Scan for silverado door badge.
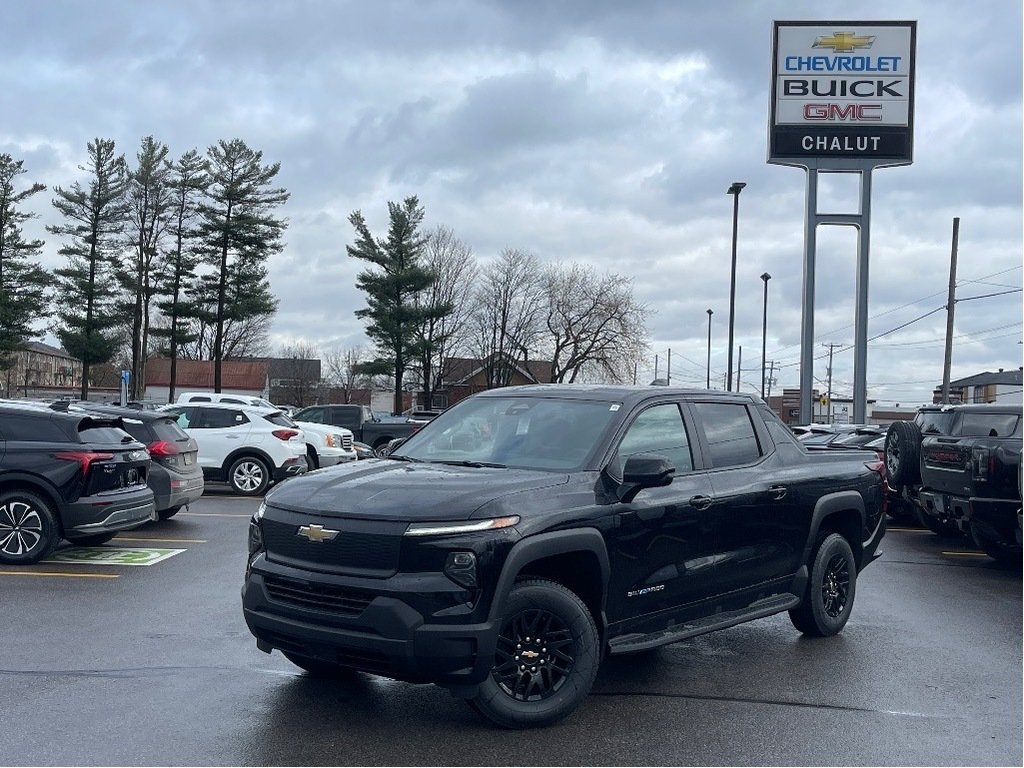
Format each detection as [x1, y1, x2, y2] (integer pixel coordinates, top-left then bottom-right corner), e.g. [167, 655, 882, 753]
[297, 524, 339, 543]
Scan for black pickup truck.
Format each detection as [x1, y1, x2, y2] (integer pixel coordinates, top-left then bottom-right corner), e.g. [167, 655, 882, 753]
[915, 403, 1022, 562]
[243, 386, 885, 728]
[291, 403, 419, 454]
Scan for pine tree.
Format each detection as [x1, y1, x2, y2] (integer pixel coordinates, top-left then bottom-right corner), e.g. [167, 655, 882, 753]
[347, 196, 446, 415]
[151, 148, 206, 403]
[117, 136, 172, 399]
[196, 139, 287, 391]
[48, 138, 129, 399]
[0, 154, 49, 375]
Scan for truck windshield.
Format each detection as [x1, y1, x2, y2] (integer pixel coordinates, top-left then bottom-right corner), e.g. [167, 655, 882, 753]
[394, 396, 620, 471]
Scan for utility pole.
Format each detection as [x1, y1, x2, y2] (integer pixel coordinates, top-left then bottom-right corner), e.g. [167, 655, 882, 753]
[654, 354, 659, 382]
[667, 348, 671, 385]
[824, 343, 837, 424]
[941, 217, 960, 404]
[633, 362, 637, 385]
[737, 346, 743, 392]
[766, 360, 776, 399]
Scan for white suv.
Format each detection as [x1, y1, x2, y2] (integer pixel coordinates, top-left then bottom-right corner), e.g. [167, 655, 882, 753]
[160, 403, 308, 495]
[174, 392, 356, 469]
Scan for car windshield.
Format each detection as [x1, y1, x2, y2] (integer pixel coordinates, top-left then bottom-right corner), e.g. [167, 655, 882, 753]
[394, 396, 620, 471]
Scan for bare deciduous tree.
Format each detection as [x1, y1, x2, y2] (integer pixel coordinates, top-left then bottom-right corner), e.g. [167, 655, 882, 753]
[413, 226, 477, 407]
[276, 340, 321, 407]
[543, 263, 649, 384]
[471, 249, 545, 387]
[323, 346, 373, 403]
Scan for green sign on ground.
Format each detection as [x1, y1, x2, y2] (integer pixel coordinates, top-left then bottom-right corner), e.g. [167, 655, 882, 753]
[45, 547, 185, 567]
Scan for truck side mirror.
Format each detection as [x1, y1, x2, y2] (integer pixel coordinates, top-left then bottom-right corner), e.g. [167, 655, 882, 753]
[617, 453, 675, 503]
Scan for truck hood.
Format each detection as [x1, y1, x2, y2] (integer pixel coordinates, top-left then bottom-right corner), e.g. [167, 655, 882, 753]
[264, 459, 569, 521]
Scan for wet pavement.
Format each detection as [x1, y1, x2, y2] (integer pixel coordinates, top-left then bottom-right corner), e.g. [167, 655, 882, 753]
[1, 491, 1020, 766]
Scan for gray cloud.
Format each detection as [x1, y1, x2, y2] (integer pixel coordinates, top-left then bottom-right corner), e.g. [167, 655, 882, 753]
[1, 0, 1020, 406]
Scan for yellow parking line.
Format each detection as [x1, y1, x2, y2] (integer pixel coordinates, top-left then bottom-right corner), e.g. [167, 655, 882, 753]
[941, 551, 988, 557]
[177, 512, 252, 518]
[114, 536, 207, 543]
[0, 571, 120, 579]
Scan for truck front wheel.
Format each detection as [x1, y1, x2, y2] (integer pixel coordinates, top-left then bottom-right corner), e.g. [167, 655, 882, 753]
[789, 533, 857, 637]
[469, 579, 599, 729]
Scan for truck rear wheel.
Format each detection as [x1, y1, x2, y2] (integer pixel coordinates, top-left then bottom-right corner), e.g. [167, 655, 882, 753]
[789, 533, 857, 637]
[469, 578, 599, 729]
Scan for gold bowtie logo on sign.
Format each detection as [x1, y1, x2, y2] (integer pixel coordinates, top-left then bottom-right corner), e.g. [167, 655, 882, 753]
[812, 32, 876, 52]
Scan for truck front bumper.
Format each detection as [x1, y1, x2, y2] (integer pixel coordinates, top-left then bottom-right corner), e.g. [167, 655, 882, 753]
[242, 555, 500, 688]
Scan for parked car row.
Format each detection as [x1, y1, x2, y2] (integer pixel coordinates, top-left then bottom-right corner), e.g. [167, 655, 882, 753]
[0, 400, 163, 564]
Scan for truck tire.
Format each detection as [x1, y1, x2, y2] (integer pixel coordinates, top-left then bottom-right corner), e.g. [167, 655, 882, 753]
[885, 421, 922, 486]
[469, 578, 599, 729]
[970, 523, 1023, 564]
[789, 533, 857, 637]
[0, 489, 60, 565]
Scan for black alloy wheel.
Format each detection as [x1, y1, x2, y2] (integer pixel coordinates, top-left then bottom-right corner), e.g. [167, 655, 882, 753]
[789, 532, 857, 637]
[884, 421, 922, 486]
[820, 552, 851, 619]
[469, 579, 599, 729]
[493, 608, 575, 702]
[0, 490, 60, 565]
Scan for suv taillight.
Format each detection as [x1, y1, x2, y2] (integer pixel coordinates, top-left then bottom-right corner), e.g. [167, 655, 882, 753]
[53, 451, 115, 475]
[272, 429, 299, 441]
[147, 440, 180, 457]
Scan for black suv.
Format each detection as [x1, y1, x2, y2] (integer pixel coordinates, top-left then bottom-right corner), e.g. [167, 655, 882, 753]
[244, 386, 884, 728]
[0, 401, 156, 564]
[62, 403, 204, 520]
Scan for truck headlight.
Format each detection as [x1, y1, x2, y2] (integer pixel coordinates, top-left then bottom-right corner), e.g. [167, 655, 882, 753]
[404, 516, 519, 537]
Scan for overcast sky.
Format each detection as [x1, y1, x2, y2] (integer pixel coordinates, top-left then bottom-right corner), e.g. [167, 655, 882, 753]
[4, 0, 1021, 407]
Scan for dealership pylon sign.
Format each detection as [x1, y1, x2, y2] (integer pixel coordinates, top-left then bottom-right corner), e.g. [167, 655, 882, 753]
[769, 21, 916, 165]
[768, 21, 916, 425]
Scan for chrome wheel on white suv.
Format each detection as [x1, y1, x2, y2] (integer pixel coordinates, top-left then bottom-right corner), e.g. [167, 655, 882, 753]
[229, 456, 271, 496]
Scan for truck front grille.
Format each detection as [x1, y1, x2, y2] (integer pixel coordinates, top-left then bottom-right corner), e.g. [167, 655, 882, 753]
[263, 574, 374, 617]
[261, 515, 404, 576]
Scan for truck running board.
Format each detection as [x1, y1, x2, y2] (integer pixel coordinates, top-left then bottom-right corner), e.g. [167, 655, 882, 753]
[608, 593, 802, 655]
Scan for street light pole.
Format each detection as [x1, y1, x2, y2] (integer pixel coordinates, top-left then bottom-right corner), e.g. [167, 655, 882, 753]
[760, 271, 771, 398]
[706, 308, 714, 389]
[726, 182, 746, 391]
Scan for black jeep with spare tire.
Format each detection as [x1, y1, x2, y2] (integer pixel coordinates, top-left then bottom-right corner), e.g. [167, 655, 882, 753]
[243, 386, 885, 728]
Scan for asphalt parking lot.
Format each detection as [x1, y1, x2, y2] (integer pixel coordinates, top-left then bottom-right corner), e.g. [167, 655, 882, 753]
[1, 489, 1020, 766]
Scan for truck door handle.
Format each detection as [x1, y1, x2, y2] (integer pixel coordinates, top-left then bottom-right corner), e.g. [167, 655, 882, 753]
[769, 485, 787, 500]
[689, 495, 713, 510]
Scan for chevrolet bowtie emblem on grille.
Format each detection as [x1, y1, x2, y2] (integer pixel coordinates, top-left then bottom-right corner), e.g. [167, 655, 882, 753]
[297, 524, 339, 543]
[812, 32, 875, 52]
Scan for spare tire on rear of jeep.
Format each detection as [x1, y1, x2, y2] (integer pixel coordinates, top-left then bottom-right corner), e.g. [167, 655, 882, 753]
[885, 420, 922, 486]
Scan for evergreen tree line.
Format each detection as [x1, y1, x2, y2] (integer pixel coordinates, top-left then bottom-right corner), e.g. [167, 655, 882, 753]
[347, 197, 650, 414]
[0, 137, 288, 401]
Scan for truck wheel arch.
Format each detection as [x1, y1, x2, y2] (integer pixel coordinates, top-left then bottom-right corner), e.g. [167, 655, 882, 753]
[804, 491, 866, 568]
[488, 528, 610, 636]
